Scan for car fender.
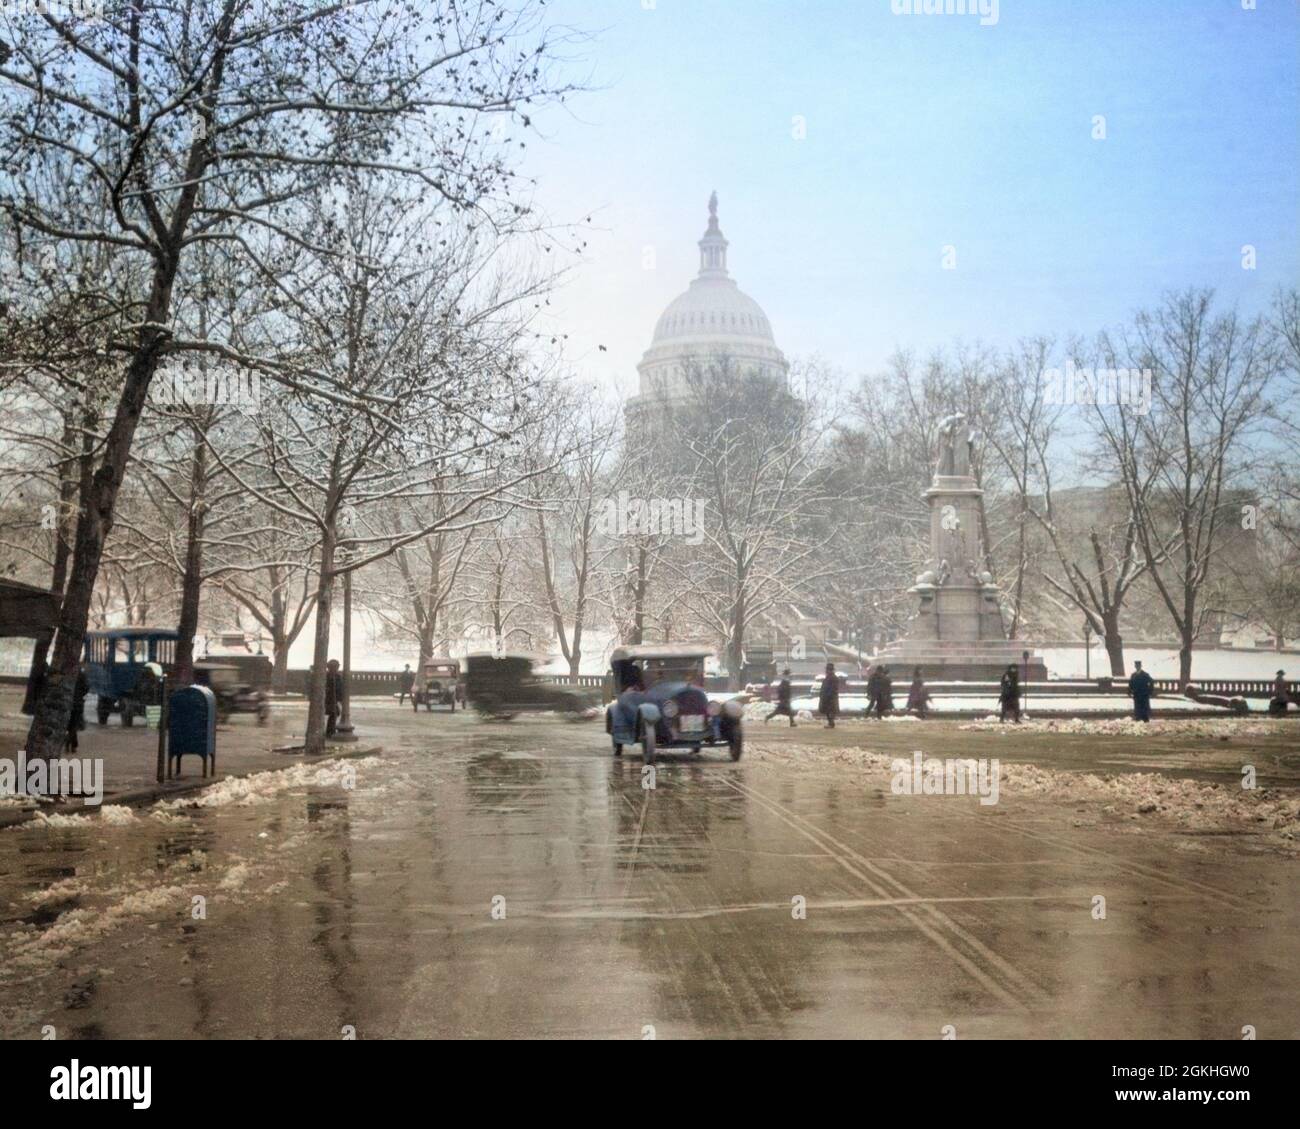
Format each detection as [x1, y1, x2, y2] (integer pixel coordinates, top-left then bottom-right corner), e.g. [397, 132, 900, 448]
[637, 702, 661, 726]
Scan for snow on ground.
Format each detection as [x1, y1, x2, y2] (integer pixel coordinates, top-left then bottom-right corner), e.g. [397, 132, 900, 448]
[746, 693, 1270, 717]
[749, 740, 1300, 854]
[957, 717, 1275, 737]
[1040, 644, 1296, 681]
[153, 757, 382, 811]
[0, 756, 398, 982]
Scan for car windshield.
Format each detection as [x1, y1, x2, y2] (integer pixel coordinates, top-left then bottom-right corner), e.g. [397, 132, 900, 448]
[643, 658, 703, 688]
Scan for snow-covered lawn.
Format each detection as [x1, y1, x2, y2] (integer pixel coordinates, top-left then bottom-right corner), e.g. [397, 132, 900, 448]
[957, 716, 1276, 737]
[749, 740, 1300, 854]
[760, 693, 1270, 717]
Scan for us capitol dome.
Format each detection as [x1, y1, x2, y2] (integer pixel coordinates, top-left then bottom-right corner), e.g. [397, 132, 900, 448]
[628, 193, 789, 420]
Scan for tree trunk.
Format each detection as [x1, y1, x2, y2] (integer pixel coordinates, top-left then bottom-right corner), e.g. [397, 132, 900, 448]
[172, 440, 208, 686]
[271, 637, 290, 694]
[25, 300, 176, 761]
[304, 526, 337, 754]
[629, 545, 647, 645]
[728, 594, 746, 691]
[1104, 629, 1125, 678]
[22, 413, 84, 713]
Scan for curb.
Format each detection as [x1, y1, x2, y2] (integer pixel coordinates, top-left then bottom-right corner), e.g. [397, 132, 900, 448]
[0, 744, 384, 829]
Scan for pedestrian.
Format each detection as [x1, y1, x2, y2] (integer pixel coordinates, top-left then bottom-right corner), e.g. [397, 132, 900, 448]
[865, 664, 882, 719]
[325, 659, 343, 736]
[1269, 669, 1292, 716]
[398, 663, 415, 706]
[63, 667, 88, 754]
[1128, 659, 1154, 722]
[906, 667, 931, 719]
[818, 661, 840, 728]
[999, 663, 1021, 724]
[765, 668, 797, 727]
[874, 665, 894, 719]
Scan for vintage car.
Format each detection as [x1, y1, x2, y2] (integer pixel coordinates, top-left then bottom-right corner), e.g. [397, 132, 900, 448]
[84, 628, 178, 725]
[464, 653, 597, 720]
[200, 630, 274, 690]
[193, 662, 270, 725]
[605, 644, 743, 765]
[414, 658, 461, 711]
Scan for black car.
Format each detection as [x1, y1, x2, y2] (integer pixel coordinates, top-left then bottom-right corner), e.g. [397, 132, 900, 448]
[463, 653, 596, 720]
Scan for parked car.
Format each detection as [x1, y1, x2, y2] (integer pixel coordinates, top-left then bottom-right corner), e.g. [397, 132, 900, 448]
[193, 662, 270, 725]
[605, 644, 743, 765]
[463, 653, 597, 720]
[83, 628, 178, 726]
[414, 659, 461, 712]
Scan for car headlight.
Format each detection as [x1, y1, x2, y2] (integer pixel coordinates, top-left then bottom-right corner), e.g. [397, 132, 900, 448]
[705, 700, 721, 717]
[661, 699, 679, 719]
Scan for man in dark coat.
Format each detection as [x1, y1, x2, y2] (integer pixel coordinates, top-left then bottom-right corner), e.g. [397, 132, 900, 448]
[999, 664, 1021, 724]
[765, 668, 796, 726]
[1128, 660, 1155, 722]
[398, 663, 415, 706]
[906, 667, 931, 719]
[818, 662, 840, 728]
[64, 667, 88, 754]
[865, 665, 882, 719]
[325, 659, 343, 736]
[1269, 669, 1292, 715]
[874, 665, 894, 718]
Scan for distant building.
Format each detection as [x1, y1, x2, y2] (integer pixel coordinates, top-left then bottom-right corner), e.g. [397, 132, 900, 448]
[627, 192, 789, 429]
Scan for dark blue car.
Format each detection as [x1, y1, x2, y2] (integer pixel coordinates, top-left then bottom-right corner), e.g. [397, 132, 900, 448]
[604, 645, 743, 765]
[84, 628, 178, 725]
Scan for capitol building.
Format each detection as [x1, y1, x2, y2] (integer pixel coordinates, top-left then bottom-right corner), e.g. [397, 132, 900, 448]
[627, 193, 789, 423]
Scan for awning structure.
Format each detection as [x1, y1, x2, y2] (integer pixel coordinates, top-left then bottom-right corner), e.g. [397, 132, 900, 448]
[0, 579, 60, 641]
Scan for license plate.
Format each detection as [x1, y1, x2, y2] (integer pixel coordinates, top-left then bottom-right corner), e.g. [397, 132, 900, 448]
[679, 714, 704, 733]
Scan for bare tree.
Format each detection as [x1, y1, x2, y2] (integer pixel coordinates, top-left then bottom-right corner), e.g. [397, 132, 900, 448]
[667, 358, 836, 689]
[2, 0, 575, 758]
[1091, 290, 1280, 686]
[525, 390, 621, 677]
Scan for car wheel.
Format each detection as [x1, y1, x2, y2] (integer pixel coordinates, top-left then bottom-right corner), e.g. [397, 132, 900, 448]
[641, 726, 656, 766]
[122, 705, 135, 727]
[97, 699, 111, 725]
[612, 739, 623, 757]
[729, 731, 743, 761]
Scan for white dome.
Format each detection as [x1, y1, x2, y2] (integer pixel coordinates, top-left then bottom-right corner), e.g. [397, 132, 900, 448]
[634, 193, 788, 407]
[651, 276, 776, 347]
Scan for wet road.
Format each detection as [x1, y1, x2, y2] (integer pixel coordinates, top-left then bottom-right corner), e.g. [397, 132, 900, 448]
[2, 708, 1297, 1039]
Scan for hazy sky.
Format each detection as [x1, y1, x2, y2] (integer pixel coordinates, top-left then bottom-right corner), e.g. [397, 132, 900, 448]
[521, 0, 1299, 400]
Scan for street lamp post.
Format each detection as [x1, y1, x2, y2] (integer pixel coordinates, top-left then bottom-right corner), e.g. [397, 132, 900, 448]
[1084, 620, 1092, 681]
[337, 557, 354, 737]
[335, 512, 358, 741]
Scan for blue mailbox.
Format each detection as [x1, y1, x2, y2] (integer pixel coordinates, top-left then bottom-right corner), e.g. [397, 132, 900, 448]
[168, 685, 217, 778]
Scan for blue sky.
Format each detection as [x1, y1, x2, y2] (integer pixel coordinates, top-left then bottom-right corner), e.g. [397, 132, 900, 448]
[523, 0, 1299, 398]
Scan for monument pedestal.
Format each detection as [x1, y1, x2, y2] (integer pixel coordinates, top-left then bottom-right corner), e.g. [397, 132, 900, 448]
[876, 425, 1047, 681]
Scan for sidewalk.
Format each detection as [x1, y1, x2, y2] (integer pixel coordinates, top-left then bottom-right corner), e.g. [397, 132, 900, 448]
[0, 689, 382, 826]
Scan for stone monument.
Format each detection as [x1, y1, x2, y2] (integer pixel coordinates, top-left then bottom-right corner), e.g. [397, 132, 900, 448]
[876, 414, 1047, 681]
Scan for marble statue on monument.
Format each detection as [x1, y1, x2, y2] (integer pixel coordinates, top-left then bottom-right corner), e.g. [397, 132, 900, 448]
[875, 416, 1048, 681]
